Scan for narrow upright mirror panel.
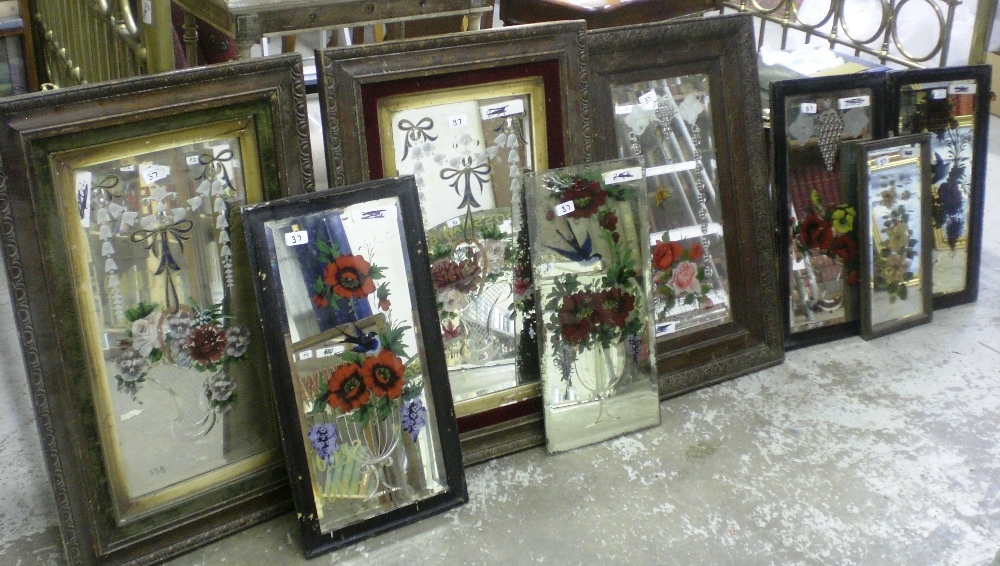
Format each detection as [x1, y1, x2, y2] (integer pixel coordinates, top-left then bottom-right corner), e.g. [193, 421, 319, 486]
[856, 135, 933, 339]
[242, 177, 466, 556]
[524, 159, 660, 453]
[890, 65, 991, 308]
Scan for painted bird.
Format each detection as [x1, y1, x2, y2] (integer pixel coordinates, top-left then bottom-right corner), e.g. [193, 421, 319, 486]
[546, 222, 602, 263]
[343, 323, 380, 353]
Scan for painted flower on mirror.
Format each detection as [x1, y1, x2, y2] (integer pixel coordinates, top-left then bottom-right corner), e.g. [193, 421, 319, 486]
[885, 222, 910, 253]
[595, 287, 636, 329]
[186, 325, 227, 365]
[326, 362, 370, 413]
[362, 350, 405, 400]
[401, 398, 427, 442]
[205, 373, 237, 413]
[557, 291, 596, 345]
[113, 299, 248, 411]
[667, 261, 700, 295]
[798, 214, 834, 250]
[828, 235, 857, 262]
[324, 254, 378, 300]
[307, 422, 339, 463]
[131, 311, 162, 357]
[830, 205, 856, 234]
[438, 288, 470, 314]
[652, 240, 683, 271]
[560, 178, 607, 219]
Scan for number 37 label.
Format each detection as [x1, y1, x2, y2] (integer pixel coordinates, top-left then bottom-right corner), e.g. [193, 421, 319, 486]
[284, 230, 309, 247]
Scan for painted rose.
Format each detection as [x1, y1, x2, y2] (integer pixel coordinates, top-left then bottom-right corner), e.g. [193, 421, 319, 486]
[688, 243, 704, 261]
[667, 261, 700, 295]
[438, 288, 469, 313]
[885, 222, 910, 253]
[130, 311, 162, 357]
[327, 361, 369, 413]
[880, 254, 909, 285]
[324, 254, 377, 300]
[204, 373, 237, 411]
[483, 240, 508, 275]
[562, 178, 607, 219]
[798, 214, 834, 251]
[558, 291, 596, 345]
[362, 350, 405, 400]
[595, 288, 635, 329]
[186, 325, 227, 365]
[652, 240, 683, 271]
[828, 235, 857, 262]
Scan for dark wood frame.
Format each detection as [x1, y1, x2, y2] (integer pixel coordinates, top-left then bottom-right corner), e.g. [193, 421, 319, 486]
[241, 176, 467, 557]
[855, 134, 934, 340]
[315, 21, 591, 464]
[771, 72, 888, 350]
[587, 14, 784, 399]
[0, 54, 313, 565]
[887, 65, 991, 310]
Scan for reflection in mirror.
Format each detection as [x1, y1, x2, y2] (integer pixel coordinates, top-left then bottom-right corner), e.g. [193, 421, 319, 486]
[53, 120, 281, 522]
[524, 159, 660, 453]
[262, 196, 448, 534]
[859, 137, 933, 338]
[609, 74, 732, 338]
[897, 79, 976, 297]
[784, 88, 874, 333]
[378, 79, 547, 404]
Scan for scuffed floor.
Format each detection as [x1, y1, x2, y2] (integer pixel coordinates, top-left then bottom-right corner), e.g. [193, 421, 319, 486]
[2, 98, 999, 566]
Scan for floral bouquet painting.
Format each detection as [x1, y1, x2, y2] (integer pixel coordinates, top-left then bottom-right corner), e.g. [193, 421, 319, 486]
[526, 159, 660, 453]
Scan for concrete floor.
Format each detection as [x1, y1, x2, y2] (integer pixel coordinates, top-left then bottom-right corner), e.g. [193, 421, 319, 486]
[1, 22, 999, 566]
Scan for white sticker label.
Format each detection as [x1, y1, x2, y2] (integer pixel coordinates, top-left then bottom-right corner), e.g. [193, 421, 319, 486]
[119, 164, 135, 172]
[614, 104, 636, 115]
[284, 230, 309, 247]
[931, 88, 947, 100]
[141, 0, 152, 24]
[876, 155, 891, 168]
[800, 102, 818, 114]
[900, 146, 916, 158]
[297, 350, 314, 361]
[655, 322, 677, 336]
[139, 163, 170, 185]
[75, 171, 92, 228]
[638, 90, 658, 109]
[837, 95, 870, 110]
[447, 114, 468, 129]
[480, 99, 525, 120]
[317, 346, 342, 359]
[646, 161, 697, 177]
[949, 83, 976, 95]
[603, 167, 643, 185]
[186, 155, 201, 166]
[446, 217, 462, 228]
[554, 201, 576, 217]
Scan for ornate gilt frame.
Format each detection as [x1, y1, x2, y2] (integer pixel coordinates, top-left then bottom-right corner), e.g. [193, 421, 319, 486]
[0, 54, 312, 565]
[316, 21, 591, 464]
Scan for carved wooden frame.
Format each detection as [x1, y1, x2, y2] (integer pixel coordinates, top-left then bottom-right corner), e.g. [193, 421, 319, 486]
[316, 21, 591, 465]
[587, 14, 784, 399]
[0, 54, 312, 565]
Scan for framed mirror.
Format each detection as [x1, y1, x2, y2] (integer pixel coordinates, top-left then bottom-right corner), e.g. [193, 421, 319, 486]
[316, 21, 591, 463]
[0, 54, 312, 565]
[888, 65, 991, 309]
[588, 15, 783, 397]
[771, 72, 888, 349]
[524, 158, 660, 453]
[853, 134, 933, 339]
[242, 176, 466, 556]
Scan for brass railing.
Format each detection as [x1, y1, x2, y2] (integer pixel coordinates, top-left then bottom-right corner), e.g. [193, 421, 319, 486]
[33, 0, 174, 85]
[722, 0, 962, 68]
